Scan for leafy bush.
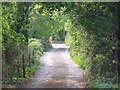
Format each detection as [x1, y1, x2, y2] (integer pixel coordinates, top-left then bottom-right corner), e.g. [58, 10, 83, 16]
[64, 3, 118, 88]
[90, 77, 118, 88]
[41, 38, 52, 51]
[70, 46, 91, 70]
[28, 38, 44, 55]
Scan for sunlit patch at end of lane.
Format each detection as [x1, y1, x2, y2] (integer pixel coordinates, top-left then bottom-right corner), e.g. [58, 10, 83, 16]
[52, 44, 70, 49]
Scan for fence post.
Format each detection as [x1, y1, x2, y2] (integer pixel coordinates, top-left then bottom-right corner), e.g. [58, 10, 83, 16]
[112, 46, 118, 73]
[29, 54, 31, 67]
[17, 60, 20, 77]
[32, 50, 35, 64]
[22, 54, 26, 78]
[117, 47, 120, 78]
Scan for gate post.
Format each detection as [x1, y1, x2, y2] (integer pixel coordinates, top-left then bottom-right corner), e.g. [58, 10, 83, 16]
[22, 54, 26, 78]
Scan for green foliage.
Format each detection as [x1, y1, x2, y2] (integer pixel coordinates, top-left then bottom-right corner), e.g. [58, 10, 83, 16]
[2, 54, 40, 85]
[41, 38, 52, 51]
[25, 58, 40, 78]
[65, 33, 73, 45]
[2, 2, 42, 87]
[90, 76, 118, 88]
[28, 38, 44, 55]
[29, 4, 65, 39]
[70, 44, 91, 70]
[40, 3, 119, 88]
[65, 2, 118, 72]
[79, 58, 91, 70]
[2, 2, 26, 50]
[2, 2, 119, 88]
[64, 2, 118, 88]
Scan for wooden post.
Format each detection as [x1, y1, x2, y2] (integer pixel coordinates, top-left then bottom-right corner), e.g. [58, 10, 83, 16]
[29, 54, 31, 67]
[117, 47, 120, 81]
[112, 46, 119, 74]
[32, 50, 35, 64]
[33, 50, 34, 56]
[22, 54, 25, 78]
[17, 60, 20, 77]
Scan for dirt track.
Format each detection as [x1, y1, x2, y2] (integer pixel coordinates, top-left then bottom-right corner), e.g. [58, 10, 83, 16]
[22, 44, 88, 88]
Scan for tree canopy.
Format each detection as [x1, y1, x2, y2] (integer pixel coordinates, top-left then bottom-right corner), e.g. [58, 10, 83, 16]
[2, 2, 119, 88]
